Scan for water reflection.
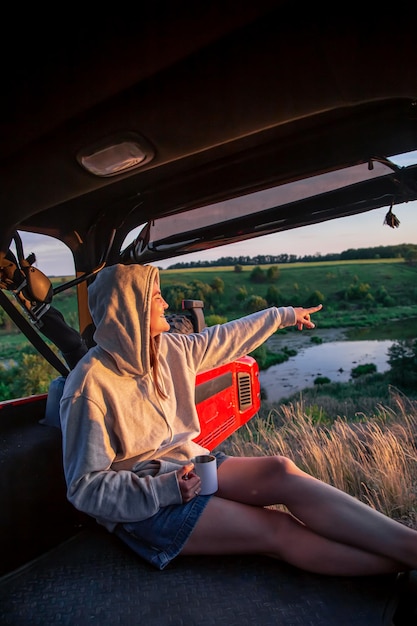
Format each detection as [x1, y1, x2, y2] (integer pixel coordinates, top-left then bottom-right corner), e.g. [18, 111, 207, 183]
[260, 339, 395, 404]
[260, 317, 417, 403]
[346, 317, 417, 342]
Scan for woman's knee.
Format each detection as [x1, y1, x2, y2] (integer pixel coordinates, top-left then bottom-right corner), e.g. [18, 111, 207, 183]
[261, 455, 301, 480]
[261, 508, 302, 558]
[253, 455, 306, 501]
[217, 454, 304, 503]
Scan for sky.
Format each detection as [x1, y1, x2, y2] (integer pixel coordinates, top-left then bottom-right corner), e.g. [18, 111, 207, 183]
[16, 152, 417, 277]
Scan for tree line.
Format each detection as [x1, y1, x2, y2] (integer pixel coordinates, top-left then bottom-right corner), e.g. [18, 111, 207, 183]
[167, 244, 417, 269]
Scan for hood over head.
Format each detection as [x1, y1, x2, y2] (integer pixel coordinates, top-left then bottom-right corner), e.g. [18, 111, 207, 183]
[88, 263, 159, 376]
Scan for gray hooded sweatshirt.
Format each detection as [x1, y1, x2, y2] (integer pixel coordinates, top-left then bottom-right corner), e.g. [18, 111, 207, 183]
[60, 263, 296, 531]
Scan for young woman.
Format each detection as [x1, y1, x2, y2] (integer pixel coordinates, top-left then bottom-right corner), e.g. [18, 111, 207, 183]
[60, 263, 417, 574]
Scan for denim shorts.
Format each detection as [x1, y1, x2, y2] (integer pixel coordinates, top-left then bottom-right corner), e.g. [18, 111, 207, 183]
[114, 451, 229, 570]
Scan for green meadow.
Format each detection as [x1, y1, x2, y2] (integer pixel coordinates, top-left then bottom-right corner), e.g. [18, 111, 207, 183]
[159, 258, 417, 327]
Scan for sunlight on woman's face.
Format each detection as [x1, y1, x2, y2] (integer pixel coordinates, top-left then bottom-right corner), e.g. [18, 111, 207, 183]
[150, 278, 170, 337]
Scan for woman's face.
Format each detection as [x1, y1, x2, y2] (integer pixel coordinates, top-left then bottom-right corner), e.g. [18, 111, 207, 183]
[150, 278, 170, 337]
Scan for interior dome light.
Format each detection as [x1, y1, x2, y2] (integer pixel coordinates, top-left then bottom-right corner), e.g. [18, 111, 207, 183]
[77, 133, 154, 177]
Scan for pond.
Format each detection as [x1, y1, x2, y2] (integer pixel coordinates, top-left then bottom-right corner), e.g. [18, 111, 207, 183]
[259, 318, 417, 404]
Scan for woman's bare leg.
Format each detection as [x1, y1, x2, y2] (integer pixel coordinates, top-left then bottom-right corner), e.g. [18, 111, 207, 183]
[181, 455, 417, 573]
[182, 496, 405, 575]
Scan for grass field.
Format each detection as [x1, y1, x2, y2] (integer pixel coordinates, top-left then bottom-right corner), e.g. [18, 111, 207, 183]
[161, 259, 414, 302]
[160, 259, 417, 324]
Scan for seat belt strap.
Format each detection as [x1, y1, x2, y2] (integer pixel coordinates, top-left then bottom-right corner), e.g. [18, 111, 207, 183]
[0, 290, 69, 377]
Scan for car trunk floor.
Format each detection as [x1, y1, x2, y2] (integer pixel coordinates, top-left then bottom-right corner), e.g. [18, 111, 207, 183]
[0, 526, 403, 625]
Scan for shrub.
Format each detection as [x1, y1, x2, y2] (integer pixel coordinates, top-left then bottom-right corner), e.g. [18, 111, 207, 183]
[265, 285, 284, 306]
[314, 376, 331, 385]
[235, 286, 248, 302]
[345, 281, 372, 301]
[250, 344, 290, 370]
[310, 336, 323, 344]
[210, 277, 224, 294]
[205, 314, 228, 326]
[387, 339, 417, 389]
[266, 265, 279, 282]
[351, 363, 377, 378]
[306, 290, 325, 306]
[0, 351, 57, 401]
[250, 266, 266, 283]
[244, 294, 268, 313]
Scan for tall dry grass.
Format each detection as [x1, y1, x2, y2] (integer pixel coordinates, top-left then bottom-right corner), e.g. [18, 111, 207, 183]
[218, 391, 417, 527]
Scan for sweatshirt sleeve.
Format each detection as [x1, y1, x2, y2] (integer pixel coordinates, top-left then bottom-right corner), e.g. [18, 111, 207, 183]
[60, 392, 183, 525]
[181, 306, 296, 374]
